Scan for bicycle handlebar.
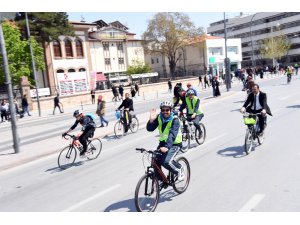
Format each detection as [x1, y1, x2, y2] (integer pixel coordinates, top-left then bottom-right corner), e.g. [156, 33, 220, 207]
[135, 148, 160, 155]
[242, 112, 261, 116]
[62, 133, 77, 140]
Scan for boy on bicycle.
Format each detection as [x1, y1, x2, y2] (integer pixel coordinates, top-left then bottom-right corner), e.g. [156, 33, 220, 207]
[146, 101, 185, 181]
[62, 110, 96, 157]
[117, 93, 134, 134]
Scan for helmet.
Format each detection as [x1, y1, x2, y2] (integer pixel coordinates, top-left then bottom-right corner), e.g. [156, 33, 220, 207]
[160, 100, 173, 109]
[186, 89, 195, 95]
[73, 109, 83, 117]
[187, 82, 191, 87]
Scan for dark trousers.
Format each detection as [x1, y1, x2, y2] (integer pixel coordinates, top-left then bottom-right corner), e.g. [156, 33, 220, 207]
[1, 110, 7, 121]
[157, 146, 182, 176]
[53, 104, 62, 114]
[123, 110, 132, 132]
[246, 108, 267, 133]
[187, 114, 204, 132]
[91, 95, 95, 104]
[79, 128, 95, 152]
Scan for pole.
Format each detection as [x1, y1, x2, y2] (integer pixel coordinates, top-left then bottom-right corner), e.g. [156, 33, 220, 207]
[250, 13, 258, 80]
[224, 12, 231, 91]
[25, 12, 41, 117]
[0, 23, 20, 153]
[271, 24, 275, 68]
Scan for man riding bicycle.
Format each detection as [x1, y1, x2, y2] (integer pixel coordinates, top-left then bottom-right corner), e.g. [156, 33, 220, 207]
[240, 84, 272, 136]
[117, 93, 134, 134]
[62, 110, 96, 157]
[179, 89, 204, 136]
[146, 100, 185, 181]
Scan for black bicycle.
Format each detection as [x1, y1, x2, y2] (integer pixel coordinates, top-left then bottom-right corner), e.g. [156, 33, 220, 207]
[134, 148, 191, 212]
[243, 112, 265, 155]
[58, 133, 102, 169]
[114, 109, 139, 138]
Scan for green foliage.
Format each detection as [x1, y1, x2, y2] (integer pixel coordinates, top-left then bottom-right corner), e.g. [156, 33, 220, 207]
[126, 60, 152, 75]
[0, 21, 45, 85]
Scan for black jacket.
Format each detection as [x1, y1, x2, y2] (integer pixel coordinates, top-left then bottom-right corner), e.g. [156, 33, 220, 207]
[118, 98, 134, 111]
[243, 91, 272, 116]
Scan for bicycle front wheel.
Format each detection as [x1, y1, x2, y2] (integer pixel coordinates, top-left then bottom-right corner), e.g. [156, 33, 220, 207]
[172, 157, 190, 194]
[134, 174, 160, 212]
[58, 146, 77, 169]
[195, 123, 206, 145]
[130, 116, 139, 133]
[181, 128, 190, 152]
[86, 138, 102, 160]
[244, 129, 253, 155]
[114, 120, 124, 138]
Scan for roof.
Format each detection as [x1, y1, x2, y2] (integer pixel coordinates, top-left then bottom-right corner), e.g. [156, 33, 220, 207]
[93, 19, 108, 28]
[188, 35, 223, 45]
[69, 21, 97, 26]
[109, 20, 128, 30]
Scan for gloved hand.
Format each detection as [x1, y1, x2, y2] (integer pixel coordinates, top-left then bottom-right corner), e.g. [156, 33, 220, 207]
[240, 107, 246, 113]
[261, 109, 266, 115]
[62, 132, 67, 137]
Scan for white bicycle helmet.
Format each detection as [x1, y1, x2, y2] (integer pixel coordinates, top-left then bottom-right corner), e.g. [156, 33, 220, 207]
[186, 89, 195, 95]
[73, 109, 83, 117]
[160, 100, 173, 109]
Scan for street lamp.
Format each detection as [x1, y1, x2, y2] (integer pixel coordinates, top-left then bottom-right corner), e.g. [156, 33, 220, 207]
[250, 13, 259, 68]
[224, 12, 231, 91]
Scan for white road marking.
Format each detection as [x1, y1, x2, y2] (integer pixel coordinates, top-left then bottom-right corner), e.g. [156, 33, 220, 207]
[62, 184, 121, 212]
[279, 95, 292, 100]
[238, 194, 265, 212]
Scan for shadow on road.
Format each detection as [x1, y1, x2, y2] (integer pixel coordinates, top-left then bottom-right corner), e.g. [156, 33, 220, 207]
[45, 161, 85, 173]
[233, 100, 244, 104]
[217, 145, 245, 158]
[287, 105, 300, 109]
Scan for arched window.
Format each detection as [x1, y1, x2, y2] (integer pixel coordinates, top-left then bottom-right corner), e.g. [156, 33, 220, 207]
[56, 69, 64, 73]
[79, 68, 86, 72]
[65, 39, 73, 57]
[53, 40, 62, 57]
[76, 39, 84, 57]
[68, 68, 75, 73]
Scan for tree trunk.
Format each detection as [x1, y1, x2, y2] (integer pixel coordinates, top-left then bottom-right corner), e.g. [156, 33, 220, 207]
[169, 59, 176, 79]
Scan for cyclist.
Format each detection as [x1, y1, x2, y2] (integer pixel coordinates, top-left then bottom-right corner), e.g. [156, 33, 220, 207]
[62, 110, 96, 157]
[146, 100, 185, 181]
[240, 84, 272, 136]
[179, 89, 204, 136]
[286, 66, 292, 83]
[117, 93, 134, 134]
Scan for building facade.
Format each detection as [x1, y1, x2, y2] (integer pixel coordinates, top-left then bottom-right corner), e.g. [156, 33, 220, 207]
[207, 12, 300, 67]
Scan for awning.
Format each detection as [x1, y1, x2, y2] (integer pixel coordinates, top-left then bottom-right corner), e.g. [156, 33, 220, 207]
[96, 73, 107, 81]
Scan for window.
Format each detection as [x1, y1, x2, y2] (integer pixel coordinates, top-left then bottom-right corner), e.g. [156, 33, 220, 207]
[79, 68, 86, 72]
[103, 42, 109, 51]
[53, 40, 62, 57]
[208, 47, 222, 55]
[76, 39, 84, 57]
[117, 42, 123, 51]
[151, 58, 154, 64]
[65, 39, 73, 57]
[105, 58, 111, 65]
[118, 58, 124, 64]
[228, 46, 238, 54]
[68, 68, 75, 73]
[157, 58, 159, 63]
[56, 69, 64, 73]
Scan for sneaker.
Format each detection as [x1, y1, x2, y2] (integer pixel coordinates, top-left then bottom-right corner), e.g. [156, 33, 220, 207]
[79, 150, 87, 157]
[106, 122, 109, 127]
[177, 167, 185, 181]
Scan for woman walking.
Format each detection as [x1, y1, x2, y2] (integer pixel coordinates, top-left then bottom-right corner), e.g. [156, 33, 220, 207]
[96, 95, 109, 127]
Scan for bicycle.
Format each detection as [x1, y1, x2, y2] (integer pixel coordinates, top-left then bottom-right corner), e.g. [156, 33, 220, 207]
[114, 109, 139, 138]
[242, 112, 265, 155]
[287, 74, 292, 84]
[180, 113, 206, 152]
[58, 133, 102, 169]
[134, 147, 190, 212]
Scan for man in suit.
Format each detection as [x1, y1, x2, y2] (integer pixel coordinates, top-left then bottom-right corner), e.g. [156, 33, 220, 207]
[240, 84, 272, 135]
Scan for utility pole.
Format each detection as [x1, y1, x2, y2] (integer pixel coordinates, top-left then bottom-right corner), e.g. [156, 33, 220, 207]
[224, 12, 231, 91]
[25, 12, 41, 117]
[0, 13, 20, 153]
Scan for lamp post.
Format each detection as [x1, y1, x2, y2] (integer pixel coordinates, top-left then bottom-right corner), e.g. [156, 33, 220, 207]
[250, 13, 259, 68]
[0, 13, 20, 153]
[25, 12, 41, 117]
[224, 12, 231, 91]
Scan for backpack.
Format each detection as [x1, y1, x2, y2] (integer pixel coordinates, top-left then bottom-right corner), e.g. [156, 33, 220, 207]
[85, 113, 96, 121]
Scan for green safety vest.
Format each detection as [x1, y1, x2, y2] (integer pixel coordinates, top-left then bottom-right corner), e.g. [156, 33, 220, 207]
[185, 96, 203, 115]
[158, 115, 182, 144]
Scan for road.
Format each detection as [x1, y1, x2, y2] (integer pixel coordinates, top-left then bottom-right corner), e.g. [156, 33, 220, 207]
[0, 75, 300, 211]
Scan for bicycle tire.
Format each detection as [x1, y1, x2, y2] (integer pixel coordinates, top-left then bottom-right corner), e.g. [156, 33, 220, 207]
[86, 138, 102, 160]
[195, 123, 206, 145]
[130, 117, 139, 133]
[134, 174, 160, 212]
[181, 128, 190, 152]
[114, 120, 124, 138]
[172, 157, 191, 194]
[244, 129, 253, 155]
[58, 145, 77, 169]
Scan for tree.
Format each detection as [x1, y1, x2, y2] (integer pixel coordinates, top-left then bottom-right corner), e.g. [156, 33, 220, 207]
[142, 12, 204, 78]
[126, 60, 152, 75]
[259, 33, 291, 66]
[0, 21, 45, 85]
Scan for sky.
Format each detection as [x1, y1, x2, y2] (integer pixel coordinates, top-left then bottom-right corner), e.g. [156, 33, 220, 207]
[68, 12, 250, 38]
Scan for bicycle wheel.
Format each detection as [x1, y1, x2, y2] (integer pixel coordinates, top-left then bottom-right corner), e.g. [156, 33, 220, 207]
[134, 174, 160, 212]
[195, 123, 206, 145]
[86, 138, 102, 160]
[58, 146, 77, 169]
[244, 129, 253, 155]
[130, 116, 139, 133]
[114, 120, 124, 138]
[181, 128, 190, 152]
[172, 157, 190, 194]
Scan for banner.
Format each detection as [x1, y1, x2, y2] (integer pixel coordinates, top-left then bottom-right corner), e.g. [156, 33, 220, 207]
[57, 72, 88, 95]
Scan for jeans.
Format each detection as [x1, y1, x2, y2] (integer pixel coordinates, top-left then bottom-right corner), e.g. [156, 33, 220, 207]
[23, 106, 31, 116]
[99, 115, 108, 126]
[157, 146, 182, 175]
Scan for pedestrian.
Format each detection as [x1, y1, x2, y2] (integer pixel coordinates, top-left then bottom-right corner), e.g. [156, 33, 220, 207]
[211, 76, 216, 97]
[96, 95, 109, 127]
[118, 84, 124, 100]
[13, 98, 23, 118]
[21, 94, 31, 116]
[91, 89, 96, 104]
[204, 74, 210, 88]
[131, 86, 136, 98]
[134, 82, 140, 96]
[168, 79, 172, 93]
[198, 75, 203, 88]
[112, 85, 119, 102]
[0, 99, 9, 122]
[53, 94, 63, 115]
[214, 76, 221, 97]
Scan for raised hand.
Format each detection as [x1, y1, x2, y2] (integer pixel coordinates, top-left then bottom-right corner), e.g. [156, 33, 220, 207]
[149, 108, 157, 122]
